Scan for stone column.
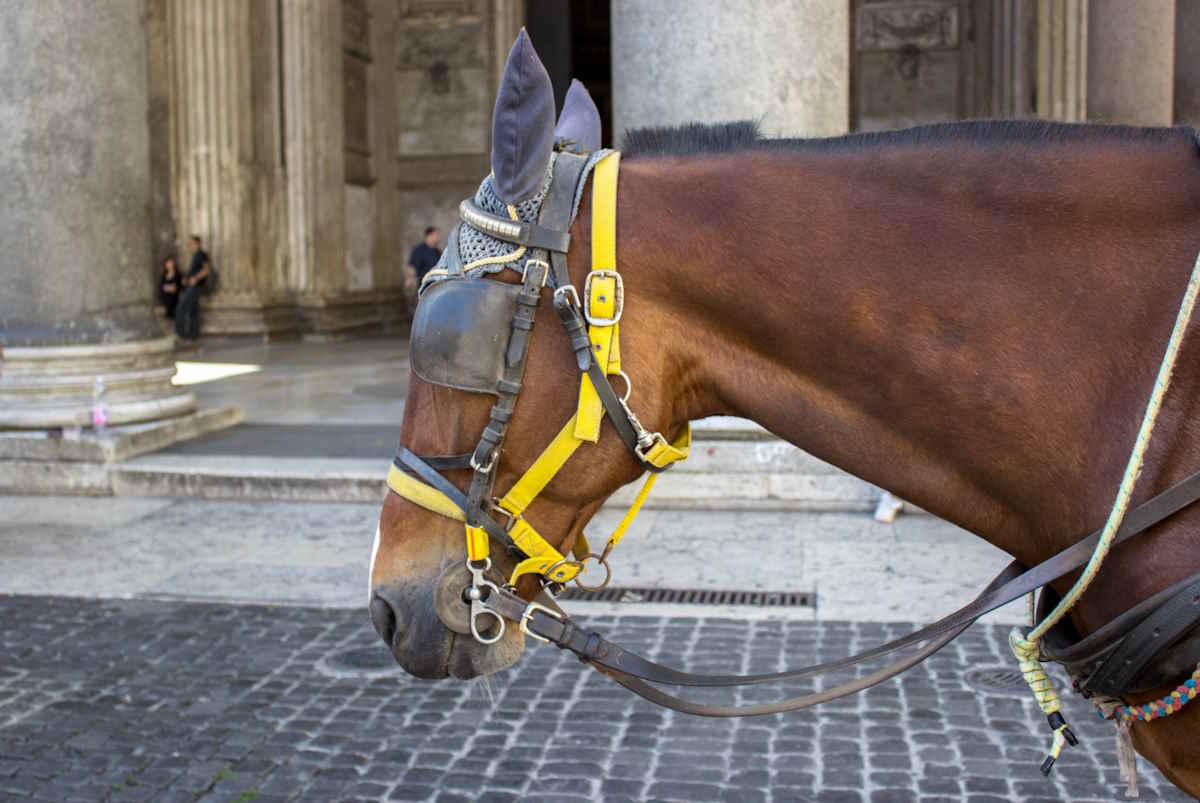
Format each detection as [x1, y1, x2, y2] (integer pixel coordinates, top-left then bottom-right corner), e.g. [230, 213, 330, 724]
[164, 0, 282, 333]
[611, 0, 850, 140]
[1036, 0, 1088, 122]
[282, 0, 346, 298]
[1175, 0, 1200, 126]
[1087, 0, 1174, 125]
[0, 0, 194, 428]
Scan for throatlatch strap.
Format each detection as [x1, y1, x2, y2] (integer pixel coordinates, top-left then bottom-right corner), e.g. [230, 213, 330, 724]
[575, 152, 621, 442]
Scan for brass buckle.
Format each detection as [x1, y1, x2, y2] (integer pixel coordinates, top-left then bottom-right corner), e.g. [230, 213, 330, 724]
[584, 269, 624, 327]
[522, 258, 549, 288]
[520, 600, 564, 643]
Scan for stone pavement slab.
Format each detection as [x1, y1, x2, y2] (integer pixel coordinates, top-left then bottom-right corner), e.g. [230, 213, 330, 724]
[0, 496, 1024, 623]
[0, 595, 1186, 802]
[178, 336, 409, 426]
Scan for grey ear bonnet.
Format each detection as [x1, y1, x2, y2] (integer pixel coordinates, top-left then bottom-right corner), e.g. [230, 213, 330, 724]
[453, 158, 556, 275]
[424, 149, 612, 289]
[490, 29, 556, 205]
[554, 79, 602, 154]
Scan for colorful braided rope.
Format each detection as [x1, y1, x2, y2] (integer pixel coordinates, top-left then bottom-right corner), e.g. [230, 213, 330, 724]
[1102, 662, 1200, 723]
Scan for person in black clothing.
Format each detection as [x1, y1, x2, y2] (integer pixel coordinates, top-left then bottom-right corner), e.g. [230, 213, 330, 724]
[175, 235, 210, 340]
[158, 256, 181, 319]
[407, 226, 441, 284]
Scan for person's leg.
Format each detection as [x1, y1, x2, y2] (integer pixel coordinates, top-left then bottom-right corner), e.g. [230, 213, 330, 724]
[174, 291, 188, 337]
[175, 287, 197, 339]
[188, 289, 200, 339]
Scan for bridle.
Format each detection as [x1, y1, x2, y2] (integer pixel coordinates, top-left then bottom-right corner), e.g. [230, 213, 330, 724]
[388, 148, 689, 643]
[387, 147, 1200, 776]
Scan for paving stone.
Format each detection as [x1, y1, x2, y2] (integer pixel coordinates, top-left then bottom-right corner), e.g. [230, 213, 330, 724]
[0, 595, 1186, 802]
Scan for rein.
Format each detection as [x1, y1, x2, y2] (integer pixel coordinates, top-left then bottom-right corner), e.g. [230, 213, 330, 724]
[388, 149, 1200, 774]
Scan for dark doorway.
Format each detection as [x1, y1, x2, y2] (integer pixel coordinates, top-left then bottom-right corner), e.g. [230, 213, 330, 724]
[524, 1, 613, 147]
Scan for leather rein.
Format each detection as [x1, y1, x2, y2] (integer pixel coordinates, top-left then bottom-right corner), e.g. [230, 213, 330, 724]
[388, 149, 1200, 727]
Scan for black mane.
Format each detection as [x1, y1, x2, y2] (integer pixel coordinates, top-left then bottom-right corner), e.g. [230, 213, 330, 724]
[619, 119, 1195, 159]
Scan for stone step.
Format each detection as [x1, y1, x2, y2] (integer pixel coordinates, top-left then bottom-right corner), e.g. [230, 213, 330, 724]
[108, 451, 888, 511]
[13, 414, 899, 511]
[0, 406, 244, 495]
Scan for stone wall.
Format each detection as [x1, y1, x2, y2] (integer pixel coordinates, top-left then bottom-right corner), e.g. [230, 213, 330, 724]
[611, 0, 851, 140]
[1087, 0, 1175, 125]
[393, 0, 522, 260]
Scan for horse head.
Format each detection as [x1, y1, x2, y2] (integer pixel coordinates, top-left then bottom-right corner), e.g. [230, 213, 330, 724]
[369, 30, 688, 679]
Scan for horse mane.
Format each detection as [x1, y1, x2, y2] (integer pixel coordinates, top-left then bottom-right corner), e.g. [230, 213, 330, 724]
[620, 119, 1197, 159]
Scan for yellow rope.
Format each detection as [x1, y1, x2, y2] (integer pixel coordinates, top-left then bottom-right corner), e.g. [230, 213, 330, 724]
[1009, 250, 1200, 773]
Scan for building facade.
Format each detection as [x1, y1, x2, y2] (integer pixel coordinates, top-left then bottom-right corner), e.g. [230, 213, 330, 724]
[1, 0, 1196, 430]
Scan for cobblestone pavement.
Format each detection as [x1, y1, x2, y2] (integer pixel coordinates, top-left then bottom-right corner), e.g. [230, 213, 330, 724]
[0, 595, 1189, 803]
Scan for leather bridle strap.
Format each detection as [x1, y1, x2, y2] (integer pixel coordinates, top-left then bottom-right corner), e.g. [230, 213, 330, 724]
[480, 468, 1200, 712]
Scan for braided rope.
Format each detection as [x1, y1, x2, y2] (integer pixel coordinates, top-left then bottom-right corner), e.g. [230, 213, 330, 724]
[1010, 250, 1200, 773]
[1104, 662, 1200, 723]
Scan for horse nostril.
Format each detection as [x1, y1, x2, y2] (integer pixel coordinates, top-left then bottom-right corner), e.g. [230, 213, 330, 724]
[370, 593, 398, 646]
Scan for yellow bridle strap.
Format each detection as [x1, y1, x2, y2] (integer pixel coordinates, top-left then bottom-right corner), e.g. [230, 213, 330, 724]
[640, 425, 692, 469]
[604, 470, 658, 550]
[385, 465, 492, 563]
[497, 414, 586, 516]
[385, 427, 687, 585]
[465, 525, 489, 562]
[575, 152, 621, 442]
[386, 465, 465, 522]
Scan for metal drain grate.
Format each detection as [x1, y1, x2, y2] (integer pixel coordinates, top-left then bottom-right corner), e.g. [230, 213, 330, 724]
[317, 646, 397, 678]
[964, 666, 1029, 696]
[557, 586, 816, 608]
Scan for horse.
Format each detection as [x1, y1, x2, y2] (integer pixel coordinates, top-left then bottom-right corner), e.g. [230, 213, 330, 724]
[370, 31, 1200, 795]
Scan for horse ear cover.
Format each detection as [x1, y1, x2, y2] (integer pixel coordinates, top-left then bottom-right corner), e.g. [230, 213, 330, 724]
[554, 79, 602, 153]
[491, 29, 555, 205]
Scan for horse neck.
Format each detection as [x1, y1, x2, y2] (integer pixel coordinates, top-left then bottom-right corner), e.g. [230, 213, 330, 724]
[617, 139, 1200, 629]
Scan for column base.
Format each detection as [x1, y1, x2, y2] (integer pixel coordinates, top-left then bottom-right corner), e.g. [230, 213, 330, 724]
[0, 337, 195, 429]
[198, 288, 410, 336]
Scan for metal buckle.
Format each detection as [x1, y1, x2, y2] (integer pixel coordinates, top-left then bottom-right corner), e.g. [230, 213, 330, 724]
[583, 270, 624, 327]
[634, 431, 669, 464]
[542, 557, 584, 585]
[489, 499, 520, 531]
[520, 600, 565, 643]
[466, 558, 505, 645]
[522, 258, 549, 288]
[553, 284, 581, 310]
[470, 449, 497, 474]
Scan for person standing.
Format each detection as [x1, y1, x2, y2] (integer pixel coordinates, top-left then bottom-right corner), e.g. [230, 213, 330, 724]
[407, 227, 441, 284]
[175, 235, 210, 340]
[404, 226, 442, 313]
[158, 256, 181, 319]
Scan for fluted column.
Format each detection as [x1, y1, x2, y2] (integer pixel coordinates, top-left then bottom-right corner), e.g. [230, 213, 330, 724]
[166, 0, 256, 298]
[0, 0, 193, 428]
[1037, 0, 1088, 122]
[282, 0, 346, 296]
